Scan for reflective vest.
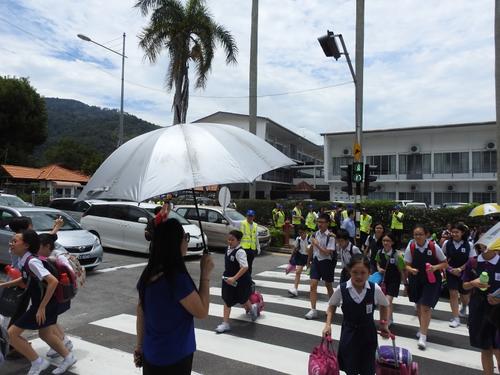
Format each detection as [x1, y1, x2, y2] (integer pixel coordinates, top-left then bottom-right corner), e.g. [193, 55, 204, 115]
[274, 210, 285, 229]
[391, 212, 404, 230]
[240, 220, 258, 251]
[292, 207, 302, 225]
[329, 212, 337, 228]
[360, 214, 372, 234]
[341, 210, 348, 220]
[305, 212, 317, 230]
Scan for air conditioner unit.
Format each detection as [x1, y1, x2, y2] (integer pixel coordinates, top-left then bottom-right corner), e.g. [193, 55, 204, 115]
[410, 184, 418, 191]
[342, 147, 352, 156]
[487, 185, 495, 191]
[485, 141, 496, 150]
[376, 185, 383, 192]
[410, 145, 421, 153]
[447, 184, 454, 191]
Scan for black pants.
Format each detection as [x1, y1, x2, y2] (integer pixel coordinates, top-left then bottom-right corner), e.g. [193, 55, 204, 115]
[143, 353, 193, 375]
[359, 231, 369, 249]
[392, 229, 403, 250]
[245, 249, 255, 277]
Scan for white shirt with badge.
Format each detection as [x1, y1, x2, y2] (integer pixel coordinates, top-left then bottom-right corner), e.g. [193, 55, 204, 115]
[18, 252, 50, 281]
[338, 243, 361, 268]
[226, 246, 248, 268]
[403, 239, 447, 263]
[328, 280, 389, 308]
[312, 229, 336, 261]
[442, 240, 476, 258]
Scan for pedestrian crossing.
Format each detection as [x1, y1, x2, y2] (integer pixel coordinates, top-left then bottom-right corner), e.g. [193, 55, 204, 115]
[2, 262, 493, 375]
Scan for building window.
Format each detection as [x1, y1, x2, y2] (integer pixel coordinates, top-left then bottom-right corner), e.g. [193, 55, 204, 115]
[434, 192, 469, 205]
[399, 192, 432, 205]
[434, 152, 469, 174]
[472, 151, 497, 173]
[399, 154, 431, 176]
[331, 156, 353, 176]
[368, 191, 396, 200]
[472, 192, 497, 203]
[366, 155, 396, 175]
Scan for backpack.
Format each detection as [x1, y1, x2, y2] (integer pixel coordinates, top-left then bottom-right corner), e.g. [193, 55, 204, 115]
[249, 291, 264, 315]
[409, 240, 436, 260]
[308, 336, 340, 375]
[52, 251, 86, 288]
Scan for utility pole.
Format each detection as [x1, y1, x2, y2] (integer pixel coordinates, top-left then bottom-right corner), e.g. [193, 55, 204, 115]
[496, 0, 500, 204]
[249, 0, 258, 199]
[355, 0, 364, 154]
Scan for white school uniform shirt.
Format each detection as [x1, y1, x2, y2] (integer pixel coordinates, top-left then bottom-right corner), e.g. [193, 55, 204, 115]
[338, 243, 361, 268]
[226, 246, 248, 268]
[442, 240, 476, 258]
[18, 252, 50, 281]
[403, 239, 446, 263]
[312, 229, 336, 261]
[328, 280, 389, 306]
[294, 235, 310, 255]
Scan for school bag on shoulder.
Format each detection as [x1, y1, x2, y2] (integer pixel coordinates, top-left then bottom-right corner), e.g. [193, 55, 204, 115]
[308, 335, 339, 375]
[51, 251, 86, 288]
[249, 291, 264, 316]
[409, 240, 436, 260]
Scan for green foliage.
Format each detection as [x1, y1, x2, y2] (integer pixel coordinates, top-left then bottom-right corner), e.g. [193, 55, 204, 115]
[269, 227, 284, 247]
[0, 76, 48, 164]
[44, 138, 105, 175]
[18, 191, 51, 206]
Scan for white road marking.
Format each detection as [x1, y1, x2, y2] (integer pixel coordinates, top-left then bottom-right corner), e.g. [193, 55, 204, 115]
[94, 262, 148, 273]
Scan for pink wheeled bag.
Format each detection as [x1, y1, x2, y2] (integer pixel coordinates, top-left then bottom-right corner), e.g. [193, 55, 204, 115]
[308, 335, 340, 375]
[376, 334, 418, 374]
[249, 291, 264, 316]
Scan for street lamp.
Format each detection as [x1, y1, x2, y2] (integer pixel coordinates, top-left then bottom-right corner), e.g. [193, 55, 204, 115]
[77, 33, 127, 148]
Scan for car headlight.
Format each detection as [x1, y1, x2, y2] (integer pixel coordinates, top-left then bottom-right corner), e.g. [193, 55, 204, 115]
[93, 237, 101, 247]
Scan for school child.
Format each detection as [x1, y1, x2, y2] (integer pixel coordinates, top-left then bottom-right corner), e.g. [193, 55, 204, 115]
[305, 213, 336, 320]
[288, 225, 311, 297]
[38, 233, 74, 358]
[404, 224, 448, 350]
[462, 244, 500, 375]
[363, 223, 385, 274]
[323, 254, 390, 375]
[442, 223, 475, 327]
[215, 230, 258, 333]
[0, 229, 76, 375]
[375, 232, 405, 326]
[336, 229, 361, 284]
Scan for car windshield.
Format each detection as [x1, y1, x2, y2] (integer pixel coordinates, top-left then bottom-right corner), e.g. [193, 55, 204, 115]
[23, 211, 81, 231]
[225, 209, 246, 221]
[0, 195, 29, 207]
[144, 207, 190, 225]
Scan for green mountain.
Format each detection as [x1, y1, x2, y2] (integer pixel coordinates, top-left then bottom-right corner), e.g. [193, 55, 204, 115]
[37, 97, 161, 159]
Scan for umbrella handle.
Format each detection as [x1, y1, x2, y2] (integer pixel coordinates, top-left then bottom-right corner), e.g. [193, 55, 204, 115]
[192, 189, 209, 254]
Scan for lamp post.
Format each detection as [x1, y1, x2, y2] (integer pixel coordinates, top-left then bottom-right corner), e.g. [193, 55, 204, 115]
[78, 33, 127, 147]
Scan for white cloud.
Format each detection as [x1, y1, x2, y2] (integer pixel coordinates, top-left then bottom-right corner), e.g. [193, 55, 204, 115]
[0, 0, 494, 146]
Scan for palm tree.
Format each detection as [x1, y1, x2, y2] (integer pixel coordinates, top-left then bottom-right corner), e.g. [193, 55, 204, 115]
[135, 0, 238, 124]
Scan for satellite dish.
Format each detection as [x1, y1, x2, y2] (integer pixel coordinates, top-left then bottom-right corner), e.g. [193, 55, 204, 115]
[218, 186, 231, 209]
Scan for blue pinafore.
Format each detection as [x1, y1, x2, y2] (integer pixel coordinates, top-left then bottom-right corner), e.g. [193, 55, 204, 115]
[338, 281, 378, 375]
[221, 247, 252, 307]
[408, 242, 442, 307]
[445, 240, 470, 292]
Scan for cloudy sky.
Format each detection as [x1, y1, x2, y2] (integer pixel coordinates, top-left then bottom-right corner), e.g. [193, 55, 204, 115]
[0, 0, 494, 144]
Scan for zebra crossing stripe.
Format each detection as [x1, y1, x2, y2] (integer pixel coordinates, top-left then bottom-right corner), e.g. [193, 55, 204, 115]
[209, 287, 469, 337]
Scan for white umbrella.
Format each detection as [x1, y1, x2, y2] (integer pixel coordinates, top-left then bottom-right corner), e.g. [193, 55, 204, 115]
[77, 122, 295, 252]
[78, 122, 294, 202]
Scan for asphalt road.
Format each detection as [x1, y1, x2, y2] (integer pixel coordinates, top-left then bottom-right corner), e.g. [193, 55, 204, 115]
[0, 248, 490, 375]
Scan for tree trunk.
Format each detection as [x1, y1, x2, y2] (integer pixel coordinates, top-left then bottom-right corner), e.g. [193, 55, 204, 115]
[172, 70, 184, 125]
[496, 0, 500, 203]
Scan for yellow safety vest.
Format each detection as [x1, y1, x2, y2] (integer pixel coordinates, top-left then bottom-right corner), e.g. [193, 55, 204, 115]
[240, 220, 258, 250]
[341, 210, 348, 220]
[305, 212, 317, 230]
[360, 214, 372, 234]
[274, 210, 285, 229]
[292, 207, 302, 225]
[391, 212, 404, 230]
[329, 212, 337, 228]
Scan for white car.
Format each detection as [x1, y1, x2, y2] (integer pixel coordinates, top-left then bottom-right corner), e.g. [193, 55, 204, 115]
[80, 201, 206, 255]
[404, 202, 428, 209]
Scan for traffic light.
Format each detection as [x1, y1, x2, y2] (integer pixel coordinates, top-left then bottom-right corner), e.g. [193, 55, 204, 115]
[352, 162, 364, 183]
[363, 164, 378, 195]
[317, 30, 341, 60]
[340, 164, 353, 195]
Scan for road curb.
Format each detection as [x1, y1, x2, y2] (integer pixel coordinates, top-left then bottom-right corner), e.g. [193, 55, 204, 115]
[266, 246, 293, 254]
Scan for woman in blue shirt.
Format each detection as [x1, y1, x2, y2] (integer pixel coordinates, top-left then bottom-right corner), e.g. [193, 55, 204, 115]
[135, 218, 214, 374]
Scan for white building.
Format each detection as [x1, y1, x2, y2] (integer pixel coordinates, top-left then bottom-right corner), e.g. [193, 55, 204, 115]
[194, 112, 325, 199]
[323, 121, 497, 205]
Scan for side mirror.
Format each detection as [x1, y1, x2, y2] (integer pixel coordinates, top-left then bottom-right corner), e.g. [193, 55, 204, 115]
[138, 217, 148, 224]
[221, 219, 228, 225]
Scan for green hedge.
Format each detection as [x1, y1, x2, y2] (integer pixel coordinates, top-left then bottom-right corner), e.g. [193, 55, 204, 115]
[18, 192, 51, 206]
[234, 199, 490, 239]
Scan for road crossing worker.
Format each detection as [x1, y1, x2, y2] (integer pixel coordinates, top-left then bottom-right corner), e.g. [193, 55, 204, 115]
[305, 205, 318, 233]
[240, 210, 261, 279]
[359, 207, 372, 248]
[292, 202, 304, 238]
[273, 204, 285, 230]
[390, 206, 405, 250]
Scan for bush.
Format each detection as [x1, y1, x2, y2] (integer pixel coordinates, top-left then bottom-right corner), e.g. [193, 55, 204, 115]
[18, 191, 51, 206]
[269, 227, 284, 247]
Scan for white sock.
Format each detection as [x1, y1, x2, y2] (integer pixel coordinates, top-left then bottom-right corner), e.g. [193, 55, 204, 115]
[64, 353, 74, 361]
[31, 357, 43, 366]
[420, 334, 427, 341]
[63, 336, 70, 344]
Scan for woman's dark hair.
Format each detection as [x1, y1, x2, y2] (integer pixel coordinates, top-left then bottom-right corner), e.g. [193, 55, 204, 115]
[347, 253, 370, 271]
[413, 224, 428, 235]
[10, 216, 32, 233]
[39, 233, 58, 251]
[318, 213, 330, 222]
[372, 222, 385, 239]
[21, 229, 40, 254]
[229, 230, 243, 241]
[137, 219, 191, 306]
[451, 222, 469, 242]
[382, 231, 397, 244]
[336, 228, 350, 240]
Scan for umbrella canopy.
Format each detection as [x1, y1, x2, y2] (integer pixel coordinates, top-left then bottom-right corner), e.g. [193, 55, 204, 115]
[78, 122, 295, 202]
[469, 203, 500, 217]
[476, 222, 500, 251]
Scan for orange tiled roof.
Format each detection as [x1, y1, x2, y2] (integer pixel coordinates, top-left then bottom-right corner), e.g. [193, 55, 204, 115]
[1, 164, 89, 183]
